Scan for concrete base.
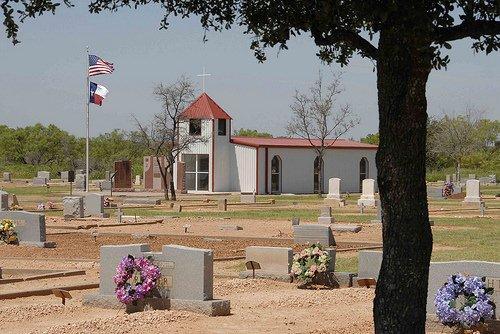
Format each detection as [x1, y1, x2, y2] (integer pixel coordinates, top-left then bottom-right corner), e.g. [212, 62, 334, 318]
[20, 241, 56, 248]
[463, 197, 481, 204]
[330, 224, 361, 233]
[83, 294, 230, 316]
[357, 198, 376, 207]
[317, 216, 335, 224]
[239, 270, 292, 282]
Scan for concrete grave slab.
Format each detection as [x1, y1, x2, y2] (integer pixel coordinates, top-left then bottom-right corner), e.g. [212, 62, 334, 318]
[0, 211, 54, 247]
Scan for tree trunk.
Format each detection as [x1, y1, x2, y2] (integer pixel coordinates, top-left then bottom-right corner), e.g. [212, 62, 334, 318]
[156, 156, 169, 201]
[373, 26, 433, 333]
[168, 165, 176, 201]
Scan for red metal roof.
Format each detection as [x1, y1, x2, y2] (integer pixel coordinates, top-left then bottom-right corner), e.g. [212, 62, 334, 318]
[180, 93, 232, 120]
[231, 136, 378, 149]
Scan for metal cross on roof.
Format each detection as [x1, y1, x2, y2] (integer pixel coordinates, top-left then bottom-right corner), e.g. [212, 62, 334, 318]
[197, 67, 211, 92]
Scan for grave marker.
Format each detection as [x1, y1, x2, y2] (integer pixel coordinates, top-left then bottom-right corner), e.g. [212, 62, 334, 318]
[293, 225, 336, 246]
[326, 178, 341, 201]
[84, 193, 109, 218]
[3, 172, 11, 182]
[317, 206, 334, 224]
[63, 197, 84, 218]
[463, 179, 481, 203]
[0, 211, 54, 247]
[114, 160, 132, 189]
[37, 171, 50, 180]
[357, 179, 376, 207]
[240, 246, 292, 280]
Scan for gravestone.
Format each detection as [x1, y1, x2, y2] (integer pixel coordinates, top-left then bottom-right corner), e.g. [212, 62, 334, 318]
[74, 174, 86, 190]
[114, 160, 132, 189]
[326, 178, 341, 201]
[144, 156, 168, 190]
[37, 171, 50, 180]
[134, 175, 141, 186]
[217, 198, 227, 211]
[317, 206, 334, 224]
[11, 194, 19, 207]
[239, 246, 293, 280]
[463, 179, 481, 203]
[0, 193, 8, 211]
[84, 193, 108, 218]
[357, 179, 376, 207]
[3, 172, 11, 182]
[63, 196, 84, 218]
[293, 224, 336, 246]
[83, 244, 230, 316]
[291, 217, 300, 226]
[100, 180, 112, 191]
[60, 171, 69, 182]
[32, 177, 47, 186]
[240, 192, 256, 203]
[357, 251, 500, 315]
[0, 211, 54, 247]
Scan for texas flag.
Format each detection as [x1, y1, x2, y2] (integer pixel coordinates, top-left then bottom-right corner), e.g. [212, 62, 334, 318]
[89, 82, 109, 106]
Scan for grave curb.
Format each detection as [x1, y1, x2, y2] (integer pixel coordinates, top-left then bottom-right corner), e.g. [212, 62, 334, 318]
[83, 294, 231, 316]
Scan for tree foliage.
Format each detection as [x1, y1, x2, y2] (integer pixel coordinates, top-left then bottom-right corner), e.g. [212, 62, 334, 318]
[233, 128, 272, 138]
[360, 133, 379, 145]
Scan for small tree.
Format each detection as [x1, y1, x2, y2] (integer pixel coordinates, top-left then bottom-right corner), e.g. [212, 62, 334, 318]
[286, 73, 359, 194]
[428, 107, 497, 180]
[133, 76, 205, 200]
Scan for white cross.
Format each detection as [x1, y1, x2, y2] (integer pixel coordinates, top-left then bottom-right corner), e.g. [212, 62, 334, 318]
[197, 67, 211, 93]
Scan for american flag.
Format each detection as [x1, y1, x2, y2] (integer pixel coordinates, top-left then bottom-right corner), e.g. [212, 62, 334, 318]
[88, 54, 114, 76]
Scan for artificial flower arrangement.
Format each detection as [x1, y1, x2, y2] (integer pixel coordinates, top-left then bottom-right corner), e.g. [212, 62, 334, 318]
[114, 255, 161, 305]
[291, 244, 331, 285]
[435, 273, 496, 333]
[0, 219, 19, 244]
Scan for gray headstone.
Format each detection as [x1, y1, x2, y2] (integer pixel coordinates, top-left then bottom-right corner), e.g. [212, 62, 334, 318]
[0, 211, 51, 247]
[291, 217, 300, 226]
[60, 171, 69, 182]
[84, 193, 107, 217]
[3, 172, 11, 182]
[37, 171, 50, 180]
[63, 196, 84, 218]
[0, 193, 8, 211]
[74, 174, 86, 190]
[244, 246, 292, 275]
[293, 225, 336, 246]
[357, 251, 500, 314]
[320, 206, 332, 217]
[32, 177, 47, 186]
[217, 198, 227, 211]
[100, 180, 112, 191]
[240, 193, 256, 203]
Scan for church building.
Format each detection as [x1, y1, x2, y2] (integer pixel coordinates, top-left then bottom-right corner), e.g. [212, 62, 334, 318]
[172, 93, 377, 194]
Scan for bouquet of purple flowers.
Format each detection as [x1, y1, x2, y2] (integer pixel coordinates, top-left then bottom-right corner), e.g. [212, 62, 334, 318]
[114, 255, 161, 304]
[435, 273, 495, 331]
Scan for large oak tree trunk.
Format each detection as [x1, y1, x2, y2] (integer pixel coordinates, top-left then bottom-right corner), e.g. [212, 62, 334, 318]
[373, 25, 434, 333]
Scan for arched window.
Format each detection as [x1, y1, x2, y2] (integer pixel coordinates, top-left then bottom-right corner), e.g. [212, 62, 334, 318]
[314, 156, 324, 194]
[359, 157, 369, 192]
[271, 156, 281, 194]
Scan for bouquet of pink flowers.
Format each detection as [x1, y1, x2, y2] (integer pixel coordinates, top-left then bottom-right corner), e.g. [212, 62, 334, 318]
[291, 244, 331, 284]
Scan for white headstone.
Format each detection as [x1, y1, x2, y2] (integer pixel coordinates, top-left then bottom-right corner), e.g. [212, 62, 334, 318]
[134, 175, 141, 186]
[463, 179, 481, 203]
[357, 179, 376, 207]
[326, 178, 341, 200]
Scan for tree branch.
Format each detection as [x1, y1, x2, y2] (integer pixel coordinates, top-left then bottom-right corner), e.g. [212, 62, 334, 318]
[313, 29, 378, 60]
[434, 20, 500, 42]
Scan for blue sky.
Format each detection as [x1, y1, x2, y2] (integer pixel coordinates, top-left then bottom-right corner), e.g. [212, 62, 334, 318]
[0, 4, 499, 140]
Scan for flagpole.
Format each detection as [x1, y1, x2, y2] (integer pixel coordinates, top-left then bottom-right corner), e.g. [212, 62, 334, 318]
[85, 46, 90, 193]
